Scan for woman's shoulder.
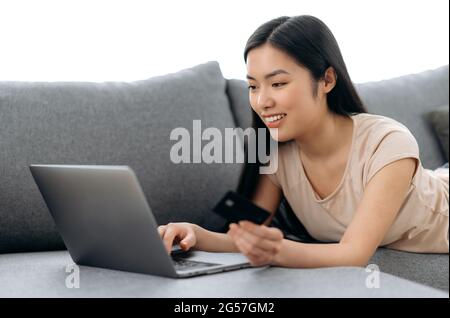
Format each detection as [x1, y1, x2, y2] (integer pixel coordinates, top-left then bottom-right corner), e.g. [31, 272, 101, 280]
[352, 113, 420, 178]
[353, 113, 411, 133]
[352, 113, 417, 144]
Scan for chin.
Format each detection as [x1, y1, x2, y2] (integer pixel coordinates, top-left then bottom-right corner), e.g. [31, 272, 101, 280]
[268, 128, 292, 143]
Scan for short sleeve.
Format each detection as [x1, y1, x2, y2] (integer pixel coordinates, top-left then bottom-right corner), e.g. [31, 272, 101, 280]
[364, 130, 420, 185]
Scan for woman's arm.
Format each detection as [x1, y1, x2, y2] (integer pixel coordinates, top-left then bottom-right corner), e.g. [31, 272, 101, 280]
[251, 174, 284, 214]
[192, 224, 239, 252]
[230, 158, 417, 267]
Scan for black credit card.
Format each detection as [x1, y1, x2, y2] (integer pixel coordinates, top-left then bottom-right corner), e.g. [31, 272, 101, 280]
[212, 191, 271, 225]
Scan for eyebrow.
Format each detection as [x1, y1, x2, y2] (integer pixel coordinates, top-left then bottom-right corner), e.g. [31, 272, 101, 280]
[246, 69, 290, 81]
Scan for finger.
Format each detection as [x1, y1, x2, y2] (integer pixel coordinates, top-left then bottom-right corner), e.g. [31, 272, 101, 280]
[157, 225, 167, 237]
[240, 238, 268, 259]
[162, 226, 178, 253]
[239, 221, 281, 240]
[180, 231, 195, 251]
[240, 237, 273, 267]
[235, 224, 281, 254]
[247, 251, 271, 267]
[233, 228, 267, 256]
[229, 223, 274, 254]
[227, 223, 237, 235]
[235, 235, 270, 266]
[239, 221, 284, 241]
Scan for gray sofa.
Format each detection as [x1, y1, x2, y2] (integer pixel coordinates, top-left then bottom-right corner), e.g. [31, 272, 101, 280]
[0, 62, 448, 297]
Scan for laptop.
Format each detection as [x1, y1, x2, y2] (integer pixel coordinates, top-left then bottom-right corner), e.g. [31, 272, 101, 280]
[29, 164, 251, 278]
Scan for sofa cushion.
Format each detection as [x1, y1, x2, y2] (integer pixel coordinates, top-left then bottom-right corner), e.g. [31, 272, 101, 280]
[226, 79, 253, 130]
[426, 105, 449, 161]
[355, 65, 449, 169]
[0, 61, 241, 253]
[0, 251, 447, 297]
[370, 248, 449, 291]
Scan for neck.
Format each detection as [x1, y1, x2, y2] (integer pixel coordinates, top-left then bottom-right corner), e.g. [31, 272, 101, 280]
[295, 111, 353, 161]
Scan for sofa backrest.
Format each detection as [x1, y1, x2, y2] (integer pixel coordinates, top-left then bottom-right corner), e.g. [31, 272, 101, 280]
[227, 65, 449, 169]
[355, 65, 448, 169]
[0, 61, 243, 253]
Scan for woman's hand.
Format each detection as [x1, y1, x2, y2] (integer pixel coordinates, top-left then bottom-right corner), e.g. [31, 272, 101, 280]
[227, 221, 284, 267]
[157, 222, 197, 253]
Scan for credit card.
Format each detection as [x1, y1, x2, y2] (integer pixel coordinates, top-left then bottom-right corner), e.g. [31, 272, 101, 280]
[212, 191, 271, 225]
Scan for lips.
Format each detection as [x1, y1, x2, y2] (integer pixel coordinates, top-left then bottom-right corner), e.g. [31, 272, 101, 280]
[263, 113, 286, 123]
[262, 113, 286, 128]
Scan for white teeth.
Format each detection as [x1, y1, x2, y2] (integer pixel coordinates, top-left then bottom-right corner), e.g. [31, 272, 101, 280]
[265, 114, 286, 123]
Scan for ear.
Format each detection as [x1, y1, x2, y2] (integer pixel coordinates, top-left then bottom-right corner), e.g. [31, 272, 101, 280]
[322, 67, 337, 93]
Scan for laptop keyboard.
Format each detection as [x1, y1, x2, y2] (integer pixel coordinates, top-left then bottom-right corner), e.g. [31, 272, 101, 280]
[172, 258, 219, 271]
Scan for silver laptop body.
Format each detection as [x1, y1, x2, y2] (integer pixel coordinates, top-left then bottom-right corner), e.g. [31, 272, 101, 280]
[29, 164, 250, 278]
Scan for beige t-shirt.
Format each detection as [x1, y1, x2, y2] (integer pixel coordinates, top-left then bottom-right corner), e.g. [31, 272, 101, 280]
[267, 113, 449, 253]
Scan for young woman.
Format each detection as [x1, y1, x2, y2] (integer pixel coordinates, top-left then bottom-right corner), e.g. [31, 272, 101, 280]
[158, 15, 449, 268]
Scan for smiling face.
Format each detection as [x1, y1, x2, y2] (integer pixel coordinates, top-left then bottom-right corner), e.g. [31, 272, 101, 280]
[246, 43, 329, 142]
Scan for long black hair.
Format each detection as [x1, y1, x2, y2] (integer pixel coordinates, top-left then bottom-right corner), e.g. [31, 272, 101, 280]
[238, 15, 367, 199]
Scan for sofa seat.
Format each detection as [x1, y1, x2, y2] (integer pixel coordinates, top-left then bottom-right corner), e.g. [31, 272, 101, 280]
[0, 250, 447, 298]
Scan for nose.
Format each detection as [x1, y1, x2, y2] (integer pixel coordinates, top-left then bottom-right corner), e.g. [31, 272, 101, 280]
[255, 88, 275, 112]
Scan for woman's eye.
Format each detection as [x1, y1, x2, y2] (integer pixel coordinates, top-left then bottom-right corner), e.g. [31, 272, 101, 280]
[247, 85, 257, 91]
[272, 83, 286, 88]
